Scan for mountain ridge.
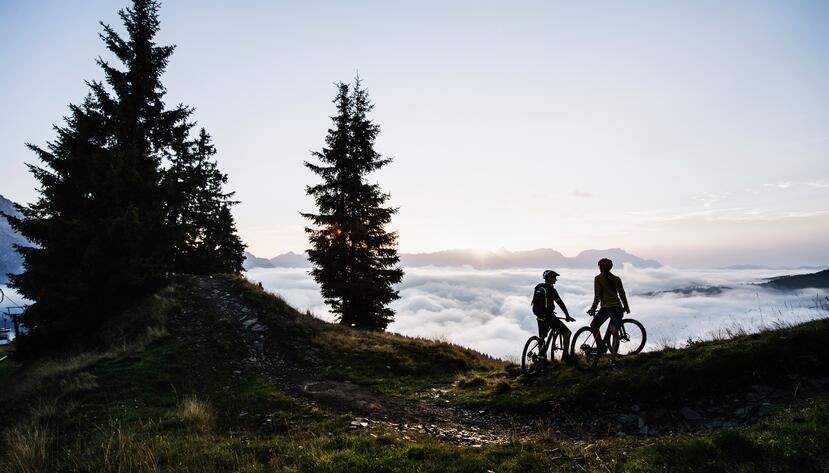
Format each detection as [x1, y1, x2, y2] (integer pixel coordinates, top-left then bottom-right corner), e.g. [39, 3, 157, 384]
[244, 247, 662, 270]
[0, 194, 27, 285]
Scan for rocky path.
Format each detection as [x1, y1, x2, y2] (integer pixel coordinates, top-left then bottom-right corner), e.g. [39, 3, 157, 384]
[175, 275, 829, 444]
[178, 275, 543, 444]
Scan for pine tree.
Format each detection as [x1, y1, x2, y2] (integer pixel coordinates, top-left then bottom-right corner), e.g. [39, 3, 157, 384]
[7, 0, 190, 357]
[303, 80, 403, 330]
[168, 128, 245, 274]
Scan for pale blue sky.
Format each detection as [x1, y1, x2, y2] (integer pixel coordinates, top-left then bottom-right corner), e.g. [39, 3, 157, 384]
[1, 1, 828, 267]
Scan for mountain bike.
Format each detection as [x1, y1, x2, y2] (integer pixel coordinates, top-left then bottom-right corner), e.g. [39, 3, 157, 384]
[521, 316, 570, 375]
[570, 313, 646, 370]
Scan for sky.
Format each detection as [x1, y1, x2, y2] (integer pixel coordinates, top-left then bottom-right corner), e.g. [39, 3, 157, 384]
[1, 1, 828, 267]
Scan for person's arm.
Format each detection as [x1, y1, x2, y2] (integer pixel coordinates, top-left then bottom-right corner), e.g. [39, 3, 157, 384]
[552, 290, 573, 321]
[589, 277, 600, 313]
[618, 277, 630, 313]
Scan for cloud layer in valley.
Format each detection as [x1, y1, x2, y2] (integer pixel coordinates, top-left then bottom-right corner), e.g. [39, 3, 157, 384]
[246, 266, 829, 360]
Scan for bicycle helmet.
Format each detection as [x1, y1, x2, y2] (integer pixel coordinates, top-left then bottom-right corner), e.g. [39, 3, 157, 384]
[598, 258, 613, 271]
[542, 269, 560, 280]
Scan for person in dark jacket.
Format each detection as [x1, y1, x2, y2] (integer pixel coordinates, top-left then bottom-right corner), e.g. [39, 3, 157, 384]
[533, 270, 575, 361]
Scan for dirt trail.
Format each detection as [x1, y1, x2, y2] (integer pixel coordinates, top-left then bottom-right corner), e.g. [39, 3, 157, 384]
[177, 275, 545, 444]
[175, 275, 828, 444]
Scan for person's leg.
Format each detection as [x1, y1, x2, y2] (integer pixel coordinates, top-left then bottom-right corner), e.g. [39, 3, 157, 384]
[537, 318, 550, 356]
[607, 308, 625, 354]
[591, 311, 609, 350]
[602, 308, 624, 354]
[549, 317, 571, 358]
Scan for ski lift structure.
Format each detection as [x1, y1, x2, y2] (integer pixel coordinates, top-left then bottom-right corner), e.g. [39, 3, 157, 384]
[0, 287, 25, 346]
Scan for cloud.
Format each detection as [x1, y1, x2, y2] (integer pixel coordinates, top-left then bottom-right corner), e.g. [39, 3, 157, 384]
[245, 266, 829, 361]
[693, 192, 730, 208]
[764, 180, 829, 190]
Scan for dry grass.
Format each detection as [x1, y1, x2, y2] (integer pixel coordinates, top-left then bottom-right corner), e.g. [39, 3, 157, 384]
[98, 424, 160, 473]
[2, 422, 51, 473]
[1, 350, 114, 402]
[178, 396, 215, 433]
[58, 371, 99, 394]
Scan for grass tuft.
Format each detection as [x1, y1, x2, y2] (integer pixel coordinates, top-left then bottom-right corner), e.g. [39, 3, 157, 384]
[3, 422, 51, 473]
[178, 396, 215, 433]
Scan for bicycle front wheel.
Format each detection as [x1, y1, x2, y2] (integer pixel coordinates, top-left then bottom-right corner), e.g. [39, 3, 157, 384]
[616, 319, 647, 355]
[521, 336, 545, 375]
[570, 327, 598, 370]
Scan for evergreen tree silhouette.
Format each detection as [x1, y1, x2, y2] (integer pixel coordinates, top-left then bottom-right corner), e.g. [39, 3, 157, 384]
[168, 128, 245, 274]
[7, 0, 194, 357]
[303, 80, 403, 330]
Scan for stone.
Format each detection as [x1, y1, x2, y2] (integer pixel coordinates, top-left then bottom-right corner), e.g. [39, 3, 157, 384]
[250, 323, 267, 332]
[704, 419, 723, 430]
[679, 407, 702, 421]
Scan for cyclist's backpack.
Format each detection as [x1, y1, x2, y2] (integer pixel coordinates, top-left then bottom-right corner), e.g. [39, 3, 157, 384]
[531, 283, 548, 317]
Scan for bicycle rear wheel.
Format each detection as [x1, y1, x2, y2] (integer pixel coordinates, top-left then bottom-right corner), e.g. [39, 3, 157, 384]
[616, 319, 647, 355]
[521, 336, 545, 375]
[570, 327, 598, 370]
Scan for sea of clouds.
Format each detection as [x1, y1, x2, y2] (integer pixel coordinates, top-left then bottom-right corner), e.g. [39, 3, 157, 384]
[3, 266, 827, 360]
[245, 265, 829, 361]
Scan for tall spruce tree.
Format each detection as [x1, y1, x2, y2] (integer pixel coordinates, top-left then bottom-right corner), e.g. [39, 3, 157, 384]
[168, 128, 245, 274]
[7, 0, 191, 357]
[303, 80, 403, 330]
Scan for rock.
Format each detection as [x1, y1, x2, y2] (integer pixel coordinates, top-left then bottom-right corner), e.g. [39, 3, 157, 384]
[679, 407, 702, 421]
[704, 419, 723, 430]
[617, 414, 638, 425]
[758, 404, 775, 417]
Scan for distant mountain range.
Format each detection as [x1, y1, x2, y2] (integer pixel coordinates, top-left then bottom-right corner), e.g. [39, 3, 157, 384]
[720, 264, 829, 271]
[243, 247, 662, 271]
[0, 195, 28, 285]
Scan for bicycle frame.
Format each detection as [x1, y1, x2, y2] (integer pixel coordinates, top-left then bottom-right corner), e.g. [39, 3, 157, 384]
[539, 316, 569, 356]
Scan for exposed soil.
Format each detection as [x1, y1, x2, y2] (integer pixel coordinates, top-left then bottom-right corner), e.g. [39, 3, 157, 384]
[173, 275, 829, 445]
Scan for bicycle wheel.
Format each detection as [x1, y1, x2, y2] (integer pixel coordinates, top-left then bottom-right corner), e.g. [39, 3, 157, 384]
[521, 336, 545, 375]
[570, 327, 598, 370]
[615, 319, 647, 355]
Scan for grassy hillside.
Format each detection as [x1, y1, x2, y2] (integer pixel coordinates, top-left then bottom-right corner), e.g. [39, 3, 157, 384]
[0, 275, 827, 472]
[445, 318, 829, 416]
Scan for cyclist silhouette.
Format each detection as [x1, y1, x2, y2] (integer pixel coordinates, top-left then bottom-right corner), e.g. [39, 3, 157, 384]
[586, 258, 630, 354]
[532, 270, 575, 361]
